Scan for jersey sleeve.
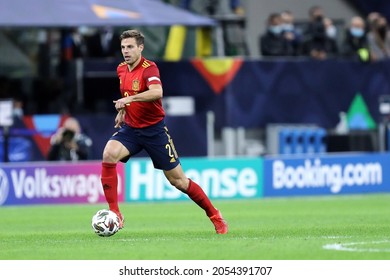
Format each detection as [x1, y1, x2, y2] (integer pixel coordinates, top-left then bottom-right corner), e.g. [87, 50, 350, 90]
[143, 64, 162, 87]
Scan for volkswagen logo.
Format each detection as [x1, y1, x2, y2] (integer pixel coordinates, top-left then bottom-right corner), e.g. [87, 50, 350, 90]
[0, 168, 9, 205]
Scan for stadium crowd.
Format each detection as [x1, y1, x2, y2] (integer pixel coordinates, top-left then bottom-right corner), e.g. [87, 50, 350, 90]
[1, 3, 390, 117]
[259, 6, 390, 62]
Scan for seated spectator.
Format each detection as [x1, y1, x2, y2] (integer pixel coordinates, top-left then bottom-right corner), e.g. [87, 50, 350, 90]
[301, 6, 338, 59]
[47, 117, 93, 161]
[260, 13, 295, 57]
[366, 15, 390, 61]
[341, 16, 369, 62]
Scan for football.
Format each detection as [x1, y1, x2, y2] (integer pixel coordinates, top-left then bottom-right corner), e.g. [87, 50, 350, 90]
[91, 209, 120, 237]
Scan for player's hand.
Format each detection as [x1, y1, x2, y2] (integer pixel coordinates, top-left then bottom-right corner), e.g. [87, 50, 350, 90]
[114, 109, 125, 128]
[113, 97, 131, 111]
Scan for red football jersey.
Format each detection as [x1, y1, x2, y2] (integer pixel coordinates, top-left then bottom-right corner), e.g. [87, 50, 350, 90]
[117, 57, 165, 128]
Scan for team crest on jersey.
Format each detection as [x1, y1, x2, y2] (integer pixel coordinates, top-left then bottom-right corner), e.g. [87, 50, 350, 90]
[132, 80, 140, 91]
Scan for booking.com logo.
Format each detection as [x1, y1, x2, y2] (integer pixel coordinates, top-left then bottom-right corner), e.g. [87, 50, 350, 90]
[0, 168, 9, 205]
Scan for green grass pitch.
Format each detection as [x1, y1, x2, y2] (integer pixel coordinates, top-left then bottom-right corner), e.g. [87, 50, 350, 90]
[1, 193, 390, 260]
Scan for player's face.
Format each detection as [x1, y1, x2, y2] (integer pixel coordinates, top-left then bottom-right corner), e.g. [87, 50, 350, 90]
[121, 37, 144, 66]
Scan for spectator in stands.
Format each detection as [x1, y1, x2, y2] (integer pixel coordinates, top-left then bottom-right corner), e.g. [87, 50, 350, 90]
[280, 10, 302, 56]
[0, 76, 12, 102]
[324, 17, 339, 53]
[60, 28, 88, 61]
[85, 27, 120, 58]
[341, 16, 370, 62]
[60, 27, 88, 72]
[366, 12, 382, 33]
[366, 15, 390, 61]
[260, 13, 295, 57]
[230, 0, 245, 15]
[301, 6, 338, 59]
[0, 77, 25, 119]
[324, 17, 337, 40]
[47, 117, 93, 161]
[304, 5, 325, 33]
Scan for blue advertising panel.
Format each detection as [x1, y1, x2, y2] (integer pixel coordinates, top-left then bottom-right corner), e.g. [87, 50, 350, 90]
[264, 152, 390, 197]
[124, 157, 263, 202]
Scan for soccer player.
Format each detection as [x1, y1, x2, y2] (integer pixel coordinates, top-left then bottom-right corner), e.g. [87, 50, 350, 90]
[100, 29, 228, 234]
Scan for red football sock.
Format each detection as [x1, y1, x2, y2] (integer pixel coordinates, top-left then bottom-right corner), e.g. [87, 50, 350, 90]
[186, 179, 218, 217]
[101, 162, 120, 214]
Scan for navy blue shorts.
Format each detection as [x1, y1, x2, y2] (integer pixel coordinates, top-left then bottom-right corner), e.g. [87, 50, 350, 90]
[110, 120, 180, 170]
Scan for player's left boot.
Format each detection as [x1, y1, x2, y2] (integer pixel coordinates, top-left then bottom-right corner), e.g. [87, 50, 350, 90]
[209, 210, 228, 234]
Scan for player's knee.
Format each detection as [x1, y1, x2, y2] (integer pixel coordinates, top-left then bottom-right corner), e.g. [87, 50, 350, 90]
[102, 148, 118, 163]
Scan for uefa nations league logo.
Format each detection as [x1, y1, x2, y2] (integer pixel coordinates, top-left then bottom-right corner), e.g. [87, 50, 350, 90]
[0, 168, 9, 205]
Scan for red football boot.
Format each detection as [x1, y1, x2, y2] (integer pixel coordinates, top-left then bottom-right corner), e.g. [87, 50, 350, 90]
[112, 211, 124, 230]
[209, 210, 228, 234]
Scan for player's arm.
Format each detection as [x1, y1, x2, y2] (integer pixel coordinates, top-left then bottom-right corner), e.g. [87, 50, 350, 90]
[113, 84, 162, 110]
[129, 84, 162, 102]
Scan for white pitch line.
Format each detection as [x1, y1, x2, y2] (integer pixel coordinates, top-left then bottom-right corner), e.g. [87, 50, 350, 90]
[323, 240, 390, 253]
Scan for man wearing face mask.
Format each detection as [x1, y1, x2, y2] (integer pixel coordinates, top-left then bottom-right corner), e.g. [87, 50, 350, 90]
[324, 17, 339, 54]
[280, 10, 302, 56]
[302, 6, 338, 59]
[260, 13, 295, 57]
[367, 15, 390, 61]
[342, 16, 369, 62]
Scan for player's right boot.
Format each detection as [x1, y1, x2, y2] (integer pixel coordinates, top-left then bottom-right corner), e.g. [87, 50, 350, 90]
[209, 210, 228, 234]
[118, 213, 124, 229]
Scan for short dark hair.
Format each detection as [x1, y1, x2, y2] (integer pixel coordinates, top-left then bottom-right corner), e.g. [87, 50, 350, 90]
[119, 29, 145, 46]
[267, 13, 281, 24]
[309, 6, 322, 18]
